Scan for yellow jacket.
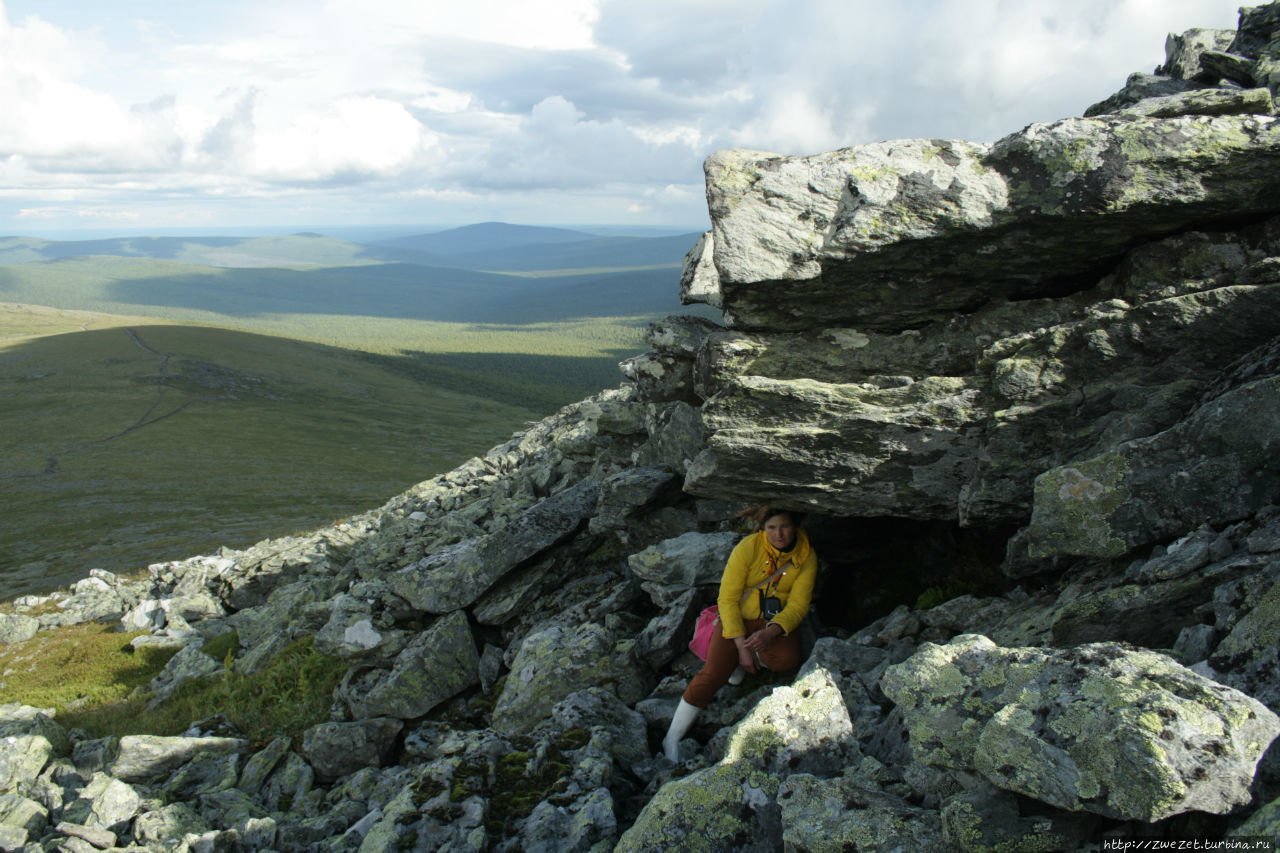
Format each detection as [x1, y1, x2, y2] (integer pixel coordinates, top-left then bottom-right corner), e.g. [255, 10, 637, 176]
[717, 529, 817, 639]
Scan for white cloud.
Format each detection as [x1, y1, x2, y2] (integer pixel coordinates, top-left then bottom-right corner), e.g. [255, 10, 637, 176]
[0, 0, 1250, 231]
[250, 96, 435, 182]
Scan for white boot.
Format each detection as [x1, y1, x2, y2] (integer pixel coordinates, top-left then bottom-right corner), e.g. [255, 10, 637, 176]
[662, 699, 699, 762]
[728, 666, 745, 686]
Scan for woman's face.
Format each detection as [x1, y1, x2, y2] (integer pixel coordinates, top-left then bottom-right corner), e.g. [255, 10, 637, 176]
[763, 513, 796, 551]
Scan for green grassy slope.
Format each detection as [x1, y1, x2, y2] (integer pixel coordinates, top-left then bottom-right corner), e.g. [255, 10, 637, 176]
[0, 320, 614, 598]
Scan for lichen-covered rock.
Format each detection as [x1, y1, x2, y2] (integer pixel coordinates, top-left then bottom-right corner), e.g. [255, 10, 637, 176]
[616, 761, 780, 853]
[708, 667, 858, 776]
[940, 783, 1096, 852]
[342, 610, 480, 720]
[0, 794, 47, 838]
[312, 592, 411, 663]
[491, 622, 648, 737]
[0, 614, 39, 645]
[778, 773, 947, 852]
[386, 478, 601, 613]
[881, 635, 1280, 821]
[1116, 87, 1274, 119]
[1211, 573, 1280, 711]
[692, 116, 1280, 332]
[1021, 374, 1280, 560]
[301, 718, 402, 783]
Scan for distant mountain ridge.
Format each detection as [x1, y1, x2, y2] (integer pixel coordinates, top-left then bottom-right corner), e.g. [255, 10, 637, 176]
[375, 222, 598, 254]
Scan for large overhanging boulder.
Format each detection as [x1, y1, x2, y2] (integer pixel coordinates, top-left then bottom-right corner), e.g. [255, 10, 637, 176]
[880, 635, 1280, 822]
[688, 114, 1280, 331]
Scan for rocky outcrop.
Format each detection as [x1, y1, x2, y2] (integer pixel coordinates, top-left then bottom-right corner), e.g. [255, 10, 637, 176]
[4, 4, 1280, 852]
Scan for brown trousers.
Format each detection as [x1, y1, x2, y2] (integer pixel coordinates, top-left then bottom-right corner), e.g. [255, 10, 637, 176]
[683, 617, 801, 709]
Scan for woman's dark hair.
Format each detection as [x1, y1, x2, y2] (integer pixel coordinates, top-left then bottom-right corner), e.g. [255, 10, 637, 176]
[738, 504, 804, 531]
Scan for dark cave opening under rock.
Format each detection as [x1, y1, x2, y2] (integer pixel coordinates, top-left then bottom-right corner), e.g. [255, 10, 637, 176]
[804, 515, 1021, 633]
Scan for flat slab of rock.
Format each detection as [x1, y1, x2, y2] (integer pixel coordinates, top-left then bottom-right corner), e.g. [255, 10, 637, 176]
[341, 610, 480, 720]
[881, 634, 1280, 821]
[387, 479, 600, 613]
[109, 735, 248, 784]
[690, 115, 1280, 331]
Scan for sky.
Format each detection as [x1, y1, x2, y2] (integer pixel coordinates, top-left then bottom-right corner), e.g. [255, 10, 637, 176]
[0, 0, 1246, 235]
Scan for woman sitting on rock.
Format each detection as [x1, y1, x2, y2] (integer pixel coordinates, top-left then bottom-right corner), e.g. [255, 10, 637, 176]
[663, 505, 819, 761]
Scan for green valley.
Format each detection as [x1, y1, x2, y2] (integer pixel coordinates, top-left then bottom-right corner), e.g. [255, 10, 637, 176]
[0, 224, 709, 599]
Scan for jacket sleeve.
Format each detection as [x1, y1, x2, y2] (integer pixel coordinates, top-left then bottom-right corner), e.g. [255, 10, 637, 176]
[716, 537, 753, 639]
[770, 549, 817, 636]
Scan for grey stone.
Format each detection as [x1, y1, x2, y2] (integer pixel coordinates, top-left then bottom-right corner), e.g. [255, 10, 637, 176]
[386, 478, 600, 613]
[627, 531, 738, 594]
[492, 621, 648, 737]
[778, 774, 947, 852]
[342, 610, 479, 720]
[1212, 574, 1280, 711]
[940, 783, 1096, 852]
[588, 465, 678, 534]
[1173, 624, 1218, 664]
[694, 116, 1280, 332]
[162, 751, 241, 799]
[678, 231, 722, 309]
[478, 643, 504, 693]
[59, 773, 140, 832]
[619, 351, 697, 403]
[537, 688, 650, 770]
[617, 760, 781, 852]
[1158, 28, 1238, 80]
[259, 751, 315, 813]
[132, 802, 211, 847]
[520, 787, 616, 853]
[882, 634, 1280, 820]
[109, 735, 247, 784]
[1117, 87, 1274, 118]
[1200, 50, 1260, 87]
[313, 594, 411, 663]
[708, 666, 858, 776]
[53, 822, 117, 850]
[143, 641, 223, 706]
[0, 824, 28, 850]
[0, 795, 47, 835]
[1084, 73, 1197, 115]
[471, 556, 556, 626]
[235, 736, 289, 796]
[1022, 374, 1280, 560]
[301, 718, 402, 782]
[0, 615, 38, 645]
[635, 589, 697, 667]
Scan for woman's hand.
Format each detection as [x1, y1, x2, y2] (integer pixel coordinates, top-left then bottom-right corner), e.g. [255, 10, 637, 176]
[742, 623, 782, 654]
[733, 638, 757, 674]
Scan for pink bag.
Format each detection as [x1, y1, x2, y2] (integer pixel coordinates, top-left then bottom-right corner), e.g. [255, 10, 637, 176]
[689, 605, 719, 660]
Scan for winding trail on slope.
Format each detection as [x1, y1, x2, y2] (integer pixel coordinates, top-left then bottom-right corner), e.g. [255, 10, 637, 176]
[1, 327, 237, 479]
[86, 327, 233, 446]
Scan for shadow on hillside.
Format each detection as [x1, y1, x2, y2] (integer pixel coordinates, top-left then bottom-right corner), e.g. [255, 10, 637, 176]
[0, 324, 640, 599]
[358, 349, 634, 414]
[97, 265, 689, 324]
